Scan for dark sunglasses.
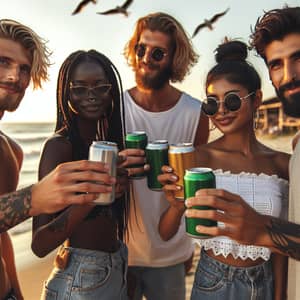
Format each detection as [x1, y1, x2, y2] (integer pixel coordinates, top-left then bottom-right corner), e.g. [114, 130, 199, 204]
[134, 43, 167, 62]
[202, 92, 255, 116]
[70, 83, 112, 98]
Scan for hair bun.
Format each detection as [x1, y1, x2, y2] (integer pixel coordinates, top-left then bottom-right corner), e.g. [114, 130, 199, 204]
[215, 40, 248, 63]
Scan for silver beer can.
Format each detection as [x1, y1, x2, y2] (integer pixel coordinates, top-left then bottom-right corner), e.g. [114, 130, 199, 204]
[88, 141, 118, 205]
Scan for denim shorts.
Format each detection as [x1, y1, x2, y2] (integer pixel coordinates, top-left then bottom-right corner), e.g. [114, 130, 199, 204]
[191, 249, 274, 300]
[128, 262, 185, 300]
[41, 242, 128, 300]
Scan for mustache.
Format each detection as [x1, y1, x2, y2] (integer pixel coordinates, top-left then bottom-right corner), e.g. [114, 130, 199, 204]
[140, 62, 160, 70]
[278, 80, 300, 94]
[0, 81, 22, 93]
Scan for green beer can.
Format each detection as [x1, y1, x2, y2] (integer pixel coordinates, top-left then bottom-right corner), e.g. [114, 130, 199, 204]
[125, 131, 148, 179]
[184, 167, 217, 238]
[146, 140, 169, 191]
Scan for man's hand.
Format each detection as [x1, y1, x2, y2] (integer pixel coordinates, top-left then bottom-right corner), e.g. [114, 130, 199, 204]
[185, 188, 271, 247]
[158, 165, 185, 212]
[118, 148, 149, 177]
[30, 160, 115, 216]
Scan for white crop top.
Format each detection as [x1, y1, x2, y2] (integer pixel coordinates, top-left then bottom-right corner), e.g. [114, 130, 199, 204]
[196, 170, 289, 261]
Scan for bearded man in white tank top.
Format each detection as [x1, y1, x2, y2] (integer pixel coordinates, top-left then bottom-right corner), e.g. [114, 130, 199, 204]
[119, 12, 209, 300]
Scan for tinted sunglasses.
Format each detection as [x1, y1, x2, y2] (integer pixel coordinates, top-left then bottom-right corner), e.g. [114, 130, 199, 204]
[70, 83, 112, 98]
[134, 43, 167, 62]
[202, 92, 255, 116]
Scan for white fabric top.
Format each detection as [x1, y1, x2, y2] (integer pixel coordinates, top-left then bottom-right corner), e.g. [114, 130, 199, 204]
[196, 170, 289, 261]
[288, 140, 300, 300]
[124, 90, 202, 267]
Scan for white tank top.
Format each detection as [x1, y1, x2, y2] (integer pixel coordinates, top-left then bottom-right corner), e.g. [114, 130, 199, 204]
[124, 90, 202, 267]
[196, 170, 289, 261]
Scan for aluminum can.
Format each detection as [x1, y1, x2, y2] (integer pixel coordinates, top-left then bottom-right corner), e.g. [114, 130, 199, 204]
[88, 141, 118, 205]
[125, 131, 148, 179]
[146, 140, 169, 191]
[184, 167, 217, 238]
[168, 143, 197, 200]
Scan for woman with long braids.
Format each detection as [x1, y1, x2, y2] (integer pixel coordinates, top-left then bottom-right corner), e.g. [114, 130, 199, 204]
[31, 50, 129, 300]
[158, 40, 290, 299]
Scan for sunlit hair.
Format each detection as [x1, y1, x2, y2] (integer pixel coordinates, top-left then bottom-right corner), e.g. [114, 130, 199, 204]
[206, 39, 261, 95]
[250, 6, 300, 61]
[55, 50, 128, 239]
[0, 19, 51, 89]
[124, 12, 198, 82]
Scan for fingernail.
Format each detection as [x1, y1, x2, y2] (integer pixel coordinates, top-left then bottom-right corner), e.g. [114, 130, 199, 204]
[110, 177, 116, 184]
[106, 186, 113, 192]
[176, 185, 181, 190]
[144, 164, 150, 171]
[171, 175, 178, 181]
[185, 209, 192, 217]
[166, 166, 173, 172]
[185, 199, 191, 207]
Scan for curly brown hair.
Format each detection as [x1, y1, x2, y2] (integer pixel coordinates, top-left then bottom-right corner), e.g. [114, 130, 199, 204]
[250, 6, 300, 61]
[124, 12, 198, 83]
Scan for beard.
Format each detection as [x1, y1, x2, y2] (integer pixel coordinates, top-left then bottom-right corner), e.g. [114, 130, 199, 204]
[135, 62, 172, 90]
[276, 80, 300, 118]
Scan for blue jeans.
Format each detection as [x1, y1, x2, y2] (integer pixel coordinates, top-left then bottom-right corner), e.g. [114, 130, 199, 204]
[191, 249, 274, 300]
[128, 263, 185, 300]
[41, 242, 128, 300]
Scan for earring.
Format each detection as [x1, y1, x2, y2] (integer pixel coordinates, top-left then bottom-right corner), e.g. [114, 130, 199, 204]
[253, 110, 260, 130]
[209, 120, 216, 131]
[68, 100, 78, 114]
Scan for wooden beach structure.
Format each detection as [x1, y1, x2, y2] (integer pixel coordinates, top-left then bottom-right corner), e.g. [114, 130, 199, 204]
[257, 97, 300, 133]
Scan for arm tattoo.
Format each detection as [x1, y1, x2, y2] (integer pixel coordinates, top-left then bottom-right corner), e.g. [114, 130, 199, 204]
[0, 185, 32, 232]
[267, 217, 300, 260]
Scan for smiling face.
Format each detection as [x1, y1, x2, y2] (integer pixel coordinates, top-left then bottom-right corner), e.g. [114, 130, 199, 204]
[206, 78, 259, 134]
[265, 33, 300, 118]
[134, 29, 173, 90]
[68, 60, 112, 121]
[0, 38, 32, 114]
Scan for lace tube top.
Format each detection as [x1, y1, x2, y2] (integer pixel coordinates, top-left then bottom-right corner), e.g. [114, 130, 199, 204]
[195, 170, 289, 261]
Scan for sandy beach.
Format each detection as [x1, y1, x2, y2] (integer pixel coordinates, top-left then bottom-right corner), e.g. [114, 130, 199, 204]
[10, 133, 294, 300]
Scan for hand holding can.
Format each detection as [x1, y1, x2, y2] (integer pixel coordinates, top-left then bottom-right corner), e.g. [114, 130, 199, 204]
[125, 131, 148, 179]
[146, 140, 169, 191]
[88, 141, 118, 205]
[184, 168, 217, 238]
[168, 143, 197, 201]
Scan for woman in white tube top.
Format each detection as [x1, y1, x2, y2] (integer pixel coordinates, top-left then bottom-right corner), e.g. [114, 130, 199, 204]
[158, 40, 290, 300]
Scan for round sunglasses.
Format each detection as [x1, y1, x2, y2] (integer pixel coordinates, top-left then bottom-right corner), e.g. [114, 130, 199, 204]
[70, 83, 112, 98]
[202, 92, 255, 116]
[134, 43, 167, 62]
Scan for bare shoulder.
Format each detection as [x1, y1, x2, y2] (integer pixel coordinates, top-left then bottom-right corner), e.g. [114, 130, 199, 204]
[273, 150, 291, 180]
[39, 134, 72, 179]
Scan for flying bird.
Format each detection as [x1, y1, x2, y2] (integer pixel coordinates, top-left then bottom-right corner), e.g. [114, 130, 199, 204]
[72, 0, 97, 15]
[192, 8, 230, 38]
[97, 0, 133, 17]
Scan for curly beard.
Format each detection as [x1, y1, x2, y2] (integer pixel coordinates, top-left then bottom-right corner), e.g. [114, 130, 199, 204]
[135, 62, 172, 90]
[276, 80, 300, 118]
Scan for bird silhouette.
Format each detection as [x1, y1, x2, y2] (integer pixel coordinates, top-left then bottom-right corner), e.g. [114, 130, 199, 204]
[192, 8, 230, 38]
[72, 0, 97, 15]
[97, 0, 133, 17]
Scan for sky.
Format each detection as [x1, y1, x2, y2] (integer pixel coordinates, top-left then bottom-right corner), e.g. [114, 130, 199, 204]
[1, 0, 300, 122]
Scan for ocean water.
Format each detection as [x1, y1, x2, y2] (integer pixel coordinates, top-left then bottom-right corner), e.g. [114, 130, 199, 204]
[0, 122, 55, 188]
[0, 122, 55, 234]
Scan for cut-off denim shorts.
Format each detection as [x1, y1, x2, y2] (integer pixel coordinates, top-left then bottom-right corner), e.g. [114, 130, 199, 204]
[41, 242, 128, 300]
[191, 249, 274, 300]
